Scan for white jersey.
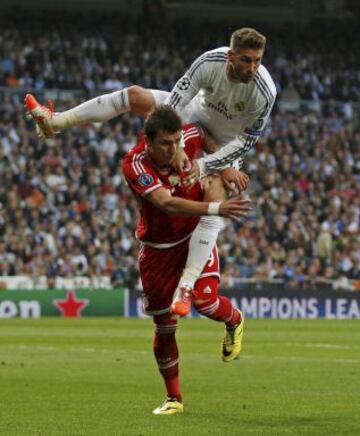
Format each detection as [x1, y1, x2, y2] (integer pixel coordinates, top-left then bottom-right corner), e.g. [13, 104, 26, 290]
[165, 47, 277, 174]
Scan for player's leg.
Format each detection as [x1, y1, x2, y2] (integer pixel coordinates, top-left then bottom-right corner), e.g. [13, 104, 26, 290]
[193, 273, 244, 363]
[171, 175, 225, 316]
[25, 86, 169, 138]
[152, 312, 184, 415]
[138, 244, 185, 414]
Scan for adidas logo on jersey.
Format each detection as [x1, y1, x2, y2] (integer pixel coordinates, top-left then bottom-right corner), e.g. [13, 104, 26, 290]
[203, 286, 212, 294]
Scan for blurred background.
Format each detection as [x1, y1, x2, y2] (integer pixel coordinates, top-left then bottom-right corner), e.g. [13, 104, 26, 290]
[0, 0, 359, 318]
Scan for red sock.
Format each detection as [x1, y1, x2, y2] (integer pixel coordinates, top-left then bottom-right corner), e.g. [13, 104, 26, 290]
[195, 295, 241, 327]
[153, 315, 182, 403]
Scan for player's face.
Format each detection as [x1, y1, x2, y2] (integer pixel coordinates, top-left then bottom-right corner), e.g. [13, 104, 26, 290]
[227, 48, 264, 83]
[147, 129, 182, 167]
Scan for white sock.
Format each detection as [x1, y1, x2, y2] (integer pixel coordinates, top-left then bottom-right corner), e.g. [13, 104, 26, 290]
[53, 88, 131, 130]
[181, 216, 225, 287]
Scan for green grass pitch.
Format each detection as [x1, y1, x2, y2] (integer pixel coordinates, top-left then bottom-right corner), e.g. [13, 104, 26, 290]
[0, 318, 359, 435]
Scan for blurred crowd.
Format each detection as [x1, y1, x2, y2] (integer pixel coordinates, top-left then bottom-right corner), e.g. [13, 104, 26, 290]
[220, 106, 360, 288]
[0, 11, 359, 289]
[0, 12, 359, 102]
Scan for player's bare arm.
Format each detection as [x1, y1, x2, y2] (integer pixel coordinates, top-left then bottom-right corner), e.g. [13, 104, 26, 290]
[145, 185, 252, 220]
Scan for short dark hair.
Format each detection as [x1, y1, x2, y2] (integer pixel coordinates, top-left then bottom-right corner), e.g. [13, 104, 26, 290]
[230, 27, 266, 52]
[144, 105, 182, 141]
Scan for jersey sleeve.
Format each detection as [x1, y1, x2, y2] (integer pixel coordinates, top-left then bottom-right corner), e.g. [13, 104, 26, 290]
[165, 50, 225, 113]
[198, 88, 276, 174]
[122, 154, 163, 196]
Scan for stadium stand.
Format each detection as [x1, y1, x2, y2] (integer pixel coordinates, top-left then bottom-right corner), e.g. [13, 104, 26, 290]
[0, 11, 359, 290]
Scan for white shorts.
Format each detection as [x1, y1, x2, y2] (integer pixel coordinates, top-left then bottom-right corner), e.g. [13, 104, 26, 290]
[149, 89, 194, 124]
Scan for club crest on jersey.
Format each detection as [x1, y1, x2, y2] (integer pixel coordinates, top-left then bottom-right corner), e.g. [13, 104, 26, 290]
[234, 101, 245, 112]
[138, 173, 154, 186]
[169, 174, 181, 187]
[177, 77, 191, 91]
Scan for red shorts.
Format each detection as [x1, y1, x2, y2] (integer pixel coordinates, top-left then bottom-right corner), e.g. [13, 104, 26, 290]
[139, 239, 219, 315]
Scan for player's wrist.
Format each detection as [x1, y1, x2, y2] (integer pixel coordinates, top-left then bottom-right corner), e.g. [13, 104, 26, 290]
[207, 202, 220, 215]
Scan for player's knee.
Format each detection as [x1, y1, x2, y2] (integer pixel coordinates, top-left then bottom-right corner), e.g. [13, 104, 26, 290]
[153, 312, 178, 326]
[128, 85, 155, 116]
[153, 313, 177, 353]
[153, 313, 177, 336]
[127, 85, 144, 102]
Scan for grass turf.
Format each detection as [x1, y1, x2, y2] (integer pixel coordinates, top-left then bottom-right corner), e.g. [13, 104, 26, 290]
[0, 318, 359, 436]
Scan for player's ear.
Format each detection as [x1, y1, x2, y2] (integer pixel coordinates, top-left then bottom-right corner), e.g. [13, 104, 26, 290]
[227, 49, 234, 63]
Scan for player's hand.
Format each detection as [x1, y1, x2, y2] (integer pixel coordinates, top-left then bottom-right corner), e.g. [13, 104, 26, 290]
[221, 168, 250, 192]
[171, 148, 191, 173]
[219, 196, 252, 222]
[182, 161, 200, 188]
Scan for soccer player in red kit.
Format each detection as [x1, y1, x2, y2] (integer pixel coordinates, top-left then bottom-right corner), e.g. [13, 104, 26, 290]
[122, 105, 252, 415]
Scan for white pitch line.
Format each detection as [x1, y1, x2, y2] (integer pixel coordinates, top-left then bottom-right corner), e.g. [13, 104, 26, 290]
[284, 342, 354, 350]
[15, 345, 57, 351]
[241, 355, 360, 364]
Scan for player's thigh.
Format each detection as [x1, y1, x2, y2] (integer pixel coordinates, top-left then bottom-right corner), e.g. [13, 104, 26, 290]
[202, 175, 227, 202]
[139, 243, 188, 314]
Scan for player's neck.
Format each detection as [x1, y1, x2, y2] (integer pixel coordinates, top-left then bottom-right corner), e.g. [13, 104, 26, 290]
[226, 63, 247, 84]
[146, 149, 171, 172]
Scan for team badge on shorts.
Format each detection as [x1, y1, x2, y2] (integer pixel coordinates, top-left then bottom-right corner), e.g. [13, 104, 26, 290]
[177, 77, 191, 91]
[138, 173, 154, 186]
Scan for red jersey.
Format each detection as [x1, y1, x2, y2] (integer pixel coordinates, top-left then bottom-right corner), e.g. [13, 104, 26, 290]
[122, 124, 205, 246]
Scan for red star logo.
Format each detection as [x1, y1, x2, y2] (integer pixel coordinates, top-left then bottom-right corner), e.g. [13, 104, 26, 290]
[54, 290, 89, 317]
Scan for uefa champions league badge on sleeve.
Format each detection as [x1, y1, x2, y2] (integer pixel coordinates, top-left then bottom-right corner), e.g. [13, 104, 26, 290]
[177, 77, 191, 91]
[138, 173, 154, 187]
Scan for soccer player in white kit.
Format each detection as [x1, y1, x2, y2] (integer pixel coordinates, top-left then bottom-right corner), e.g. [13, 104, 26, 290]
[25, 27, 276, 316]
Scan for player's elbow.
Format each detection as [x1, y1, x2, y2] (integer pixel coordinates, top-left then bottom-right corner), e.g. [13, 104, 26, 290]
[203, 131, 219, 154]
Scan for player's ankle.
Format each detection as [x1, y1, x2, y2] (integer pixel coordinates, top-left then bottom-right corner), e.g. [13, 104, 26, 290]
[225, 309, 241, 328]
